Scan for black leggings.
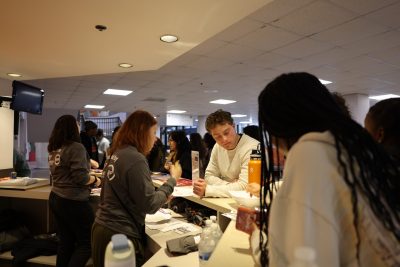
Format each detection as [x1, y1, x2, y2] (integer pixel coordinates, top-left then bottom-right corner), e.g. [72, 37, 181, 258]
[49, 192, 94, 267]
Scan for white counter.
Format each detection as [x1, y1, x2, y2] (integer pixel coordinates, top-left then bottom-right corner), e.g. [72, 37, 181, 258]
[208, 221, 256, 267]
[0, 180, 255, 267]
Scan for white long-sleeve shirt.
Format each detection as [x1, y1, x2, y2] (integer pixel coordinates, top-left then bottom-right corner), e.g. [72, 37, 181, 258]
[204, 134, 259, 197]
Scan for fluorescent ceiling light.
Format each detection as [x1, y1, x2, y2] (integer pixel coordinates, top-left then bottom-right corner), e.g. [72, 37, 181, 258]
[118, 63, 133, 68]
[84, 104, 105, 109]
[7, 73, 22, 77]
[210, 99, 236, 105]
[167, 110, 186, 114]
[369, 94, 400, 101]
[319, 79, 332, 85]
[232, 114, 247, 118]
[103, 89, 133, 96]
[160, 34, 178, 43]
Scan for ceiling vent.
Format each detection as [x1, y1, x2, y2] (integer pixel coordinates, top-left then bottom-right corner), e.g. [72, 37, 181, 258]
[143, 97, 166, 102]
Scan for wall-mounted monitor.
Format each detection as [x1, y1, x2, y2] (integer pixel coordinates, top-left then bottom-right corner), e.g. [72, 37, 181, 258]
[11, 81, 44, 115]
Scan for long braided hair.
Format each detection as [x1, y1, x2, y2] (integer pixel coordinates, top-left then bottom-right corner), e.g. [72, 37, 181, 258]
[257, 72, 400, 266]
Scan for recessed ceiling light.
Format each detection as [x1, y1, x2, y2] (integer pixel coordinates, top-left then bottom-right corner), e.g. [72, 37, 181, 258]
[232, 114, 247, 118]
[103, 89, 133, 96]
[7, 73, 22, 77]
[118, 63, 133, 68]
[167, 110, 186, 114]
[210, 99, 237, 105]
[84, 104, 105, 109]
[369, 94, 400, 101]
[319, 79, 332, 85]
[195, 119, 199, 122]
[160, 34, 178, 43]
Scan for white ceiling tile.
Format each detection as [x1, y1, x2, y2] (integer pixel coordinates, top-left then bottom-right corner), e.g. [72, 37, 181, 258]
[273, 37, 334, 58]
[342, 30, 400, 55]
[273, 58, 321, 73]
[154, 72, 197, 85]
[185, 56, 234, 72]
[214, 18, 264, 42]
[271, 1, 357, 36]
[235, 24, 302, 51]
[312, 17, 390, 46]
[243, 51, 294, 68]
[307, 65, 351, 79]
[305, 47, 363, 65]
[187, 39, 228, 56]
[77, 81, 111, 89]
[330, 0, 398, 15]
[368, 45, 400, 67]
[161, 54, 202, 69]
[207, 43, 265, 62]
[341, 76, 395, 91]
[219, 63, 267, 77]
[332, 55, 400, 75]
[121, 71, 166, 82]
[365, 2, 400, 28]
[249, 0, 314, 23]
[376, 70, 400, 84]
[17, 2, 400, 119]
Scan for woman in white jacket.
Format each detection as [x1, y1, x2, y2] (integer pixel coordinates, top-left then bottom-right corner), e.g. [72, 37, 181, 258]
[252, 72, 400, 267]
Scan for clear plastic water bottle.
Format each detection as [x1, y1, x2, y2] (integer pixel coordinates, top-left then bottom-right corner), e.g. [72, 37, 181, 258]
[210, 223, 222, 244]
[198, 228, 216, 266]
[202, 219, 212, 235]
[209, 215, 222, 243]
[105, 234, 136, 267]
[289, 246, 318, 267]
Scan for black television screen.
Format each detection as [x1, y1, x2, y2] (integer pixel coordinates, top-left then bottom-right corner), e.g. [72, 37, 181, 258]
[11, 81, 44, 114]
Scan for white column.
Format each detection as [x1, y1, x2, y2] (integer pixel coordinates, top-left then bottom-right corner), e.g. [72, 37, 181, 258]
[197, 115, 207, 136]
[343, 93, 370, 126]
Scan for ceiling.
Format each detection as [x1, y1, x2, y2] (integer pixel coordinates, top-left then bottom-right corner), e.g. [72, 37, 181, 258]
[1, 0, 400, 124]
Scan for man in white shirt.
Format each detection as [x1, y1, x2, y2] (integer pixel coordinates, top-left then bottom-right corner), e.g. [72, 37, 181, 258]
[193, 109, 259, 197]
[96, 129, 110, 169]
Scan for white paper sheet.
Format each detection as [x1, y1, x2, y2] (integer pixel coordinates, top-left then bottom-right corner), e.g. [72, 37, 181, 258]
[172, 186, 194, 197]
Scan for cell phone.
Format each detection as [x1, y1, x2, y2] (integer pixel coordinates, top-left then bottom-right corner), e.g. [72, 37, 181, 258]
[235, 206, 260, 234]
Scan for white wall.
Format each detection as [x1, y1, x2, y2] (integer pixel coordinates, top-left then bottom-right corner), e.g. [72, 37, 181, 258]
[166, 113, 194, 126]
[28, 108, 78, 143]
[0, 107, 14, 170]
[197, 115, 207, 136]
[0, 77, 12, 96]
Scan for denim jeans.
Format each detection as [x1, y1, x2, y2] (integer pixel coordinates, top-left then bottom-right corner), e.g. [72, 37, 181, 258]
[49, 191, 94, 267]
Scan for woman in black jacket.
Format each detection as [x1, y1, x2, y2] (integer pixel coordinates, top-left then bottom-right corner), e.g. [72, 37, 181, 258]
[164, 130, 192, 179]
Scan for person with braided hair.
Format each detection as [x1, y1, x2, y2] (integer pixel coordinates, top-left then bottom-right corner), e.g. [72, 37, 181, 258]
[250, 72, 400, 267]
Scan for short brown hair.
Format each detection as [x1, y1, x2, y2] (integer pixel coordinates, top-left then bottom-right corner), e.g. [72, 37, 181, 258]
[109, 110, 157, 155]
[205, 109, 234, 132]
